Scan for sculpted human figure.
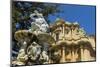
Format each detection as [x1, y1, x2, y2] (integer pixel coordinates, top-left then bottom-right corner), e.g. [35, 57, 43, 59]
[27, 42, 41, 61]
[39, 51, 49, 64]
[78, 28, 86, 37]
[29, 10, 49, 33]
[12, 49, 28, 65]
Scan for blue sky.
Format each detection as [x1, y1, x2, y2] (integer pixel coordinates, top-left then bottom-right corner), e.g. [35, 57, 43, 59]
[48, 4, 96, 35]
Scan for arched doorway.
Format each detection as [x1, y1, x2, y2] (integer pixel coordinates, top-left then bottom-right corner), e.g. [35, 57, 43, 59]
[78, 41, 96, 61]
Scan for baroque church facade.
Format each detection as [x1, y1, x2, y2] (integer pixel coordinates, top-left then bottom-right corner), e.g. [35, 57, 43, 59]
[49, 19, 95, 63]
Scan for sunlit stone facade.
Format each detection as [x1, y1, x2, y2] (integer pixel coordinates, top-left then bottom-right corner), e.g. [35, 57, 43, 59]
[49, 19, 96, 63]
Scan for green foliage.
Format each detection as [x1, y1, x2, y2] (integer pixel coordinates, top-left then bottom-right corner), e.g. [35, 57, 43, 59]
[12, 1, 60, 23]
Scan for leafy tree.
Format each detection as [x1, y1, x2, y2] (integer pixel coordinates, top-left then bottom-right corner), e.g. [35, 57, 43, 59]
[12, 1, 60, 23]
[12, 1, 60, 33]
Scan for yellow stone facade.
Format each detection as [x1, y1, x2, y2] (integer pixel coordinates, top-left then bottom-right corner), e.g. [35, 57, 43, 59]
[49, 19, 96, 63]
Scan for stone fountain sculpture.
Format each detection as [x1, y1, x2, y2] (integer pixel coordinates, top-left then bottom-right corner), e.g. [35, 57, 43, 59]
[29, 10, 49, 33]
[12, 10, 54, 66]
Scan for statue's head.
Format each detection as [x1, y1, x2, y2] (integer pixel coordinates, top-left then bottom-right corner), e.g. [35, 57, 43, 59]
[31, 42, 38, 46]
[34, 10, 39, 14]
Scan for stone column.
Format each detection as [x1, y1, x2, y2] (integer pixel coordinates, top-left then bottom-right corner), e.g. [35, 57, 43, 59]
[71, 46, 76, 62]
[62, 24, 65, 41]
[49, 52, 52, 64]
[63, 24, 64, 36]
[61, 46, 66, 63]
[80, 45, 84, 61]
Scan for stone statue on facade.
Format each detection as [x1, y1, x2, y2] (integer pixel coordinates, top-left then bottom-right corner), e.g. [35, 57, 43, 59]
[78, 28, 86, 37]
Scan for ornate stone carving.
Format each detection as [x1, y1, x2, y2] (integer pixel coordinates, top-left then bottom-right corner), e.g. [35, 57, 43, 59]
[29, 10, 49, 33]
